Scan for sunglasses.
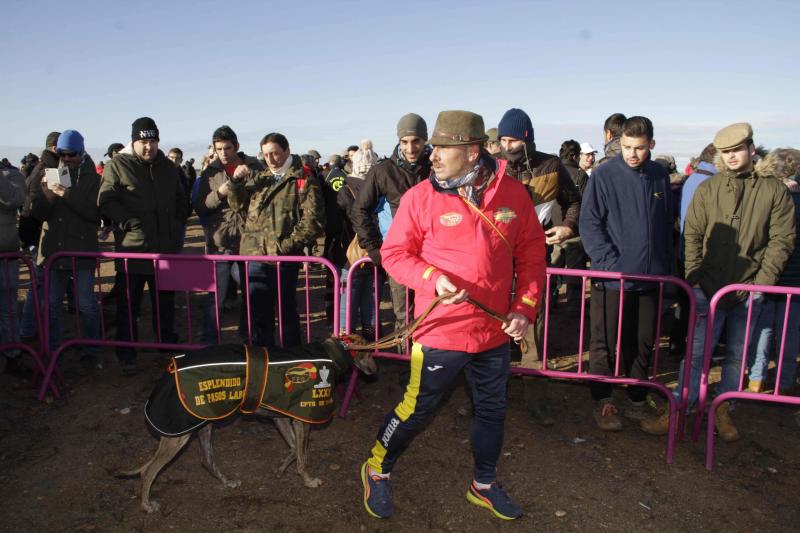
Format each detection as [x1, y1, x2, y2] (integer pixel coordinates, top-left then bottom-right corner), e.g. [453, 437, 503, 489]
[58, 152, 79, 158]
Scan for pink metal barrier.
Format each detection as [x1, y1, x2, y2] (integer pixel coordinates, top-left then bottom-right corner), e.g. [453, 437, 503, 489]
[337, 262, 697, 463]
[0, 252, 55, 395]
[38, 251, 340, 400]
[699, 284, 800, 470]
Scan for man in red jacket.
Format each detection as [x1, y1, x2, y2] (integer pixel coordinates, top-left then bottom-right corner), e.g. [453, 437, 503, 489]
[360, 110, 546, 521]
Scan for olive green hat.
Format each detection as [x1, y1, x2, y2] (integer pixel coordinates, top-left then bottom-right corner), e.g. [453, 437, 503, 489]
[396, 113, 428, 140]
[486, 128, 499, 143]
[713, 122, 753, 150]
[428, 110, 488, 147]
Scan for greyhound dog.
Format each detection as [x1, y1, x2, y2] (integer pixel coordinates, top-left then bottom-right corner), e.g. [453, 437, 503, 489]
[117, 335, 376, 513]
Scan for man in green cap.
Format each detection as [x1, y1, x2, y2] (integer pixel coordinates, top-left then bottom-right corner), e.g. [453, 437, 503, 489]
[359, 110, 546, 521]
[641, 122, 796, 440]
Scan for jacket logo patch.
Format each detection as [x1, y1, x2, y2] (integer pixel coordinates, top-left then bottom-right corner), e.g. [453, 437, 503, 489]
[494, 208, 517, 224]
[439, 212, 463, 227]
[284, 363, 317, 392]
[653, 191, 664, 199]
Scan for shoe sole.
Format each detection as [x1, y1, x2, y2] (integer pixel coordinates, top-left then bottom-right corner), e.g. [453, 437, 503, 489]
[360, 461, 389, 519]
[466, 487, 521, 520]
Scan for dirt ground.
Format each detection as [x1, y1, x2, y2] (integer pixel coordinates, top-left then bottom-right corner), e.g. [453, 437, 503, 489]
[1, 220, 799, 532]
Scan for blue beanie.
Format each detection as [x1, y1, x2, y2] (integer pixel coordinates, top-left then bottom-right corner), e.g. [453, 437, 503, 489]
[57, 130, 85, 153]
[497, 108, 534, 142]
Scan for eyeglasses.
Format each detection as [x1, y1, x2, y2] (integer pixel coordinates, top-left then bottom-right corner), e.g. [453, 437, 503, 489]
[58, 152, 79, 158]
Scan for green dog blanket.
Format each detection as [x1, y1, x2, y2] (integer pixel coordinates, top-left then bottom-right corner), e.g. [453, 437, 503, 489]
[145, 339, 352, 437]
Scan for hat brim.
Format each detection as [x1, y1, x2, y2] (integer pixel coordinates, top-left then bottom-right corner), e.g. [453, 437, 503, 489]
[428, 135, 488, 147]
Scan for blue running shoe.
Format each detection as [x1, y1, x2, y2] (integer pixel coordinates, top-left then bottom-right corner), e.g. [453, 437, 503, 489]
[361, 461, 393, 518]
[466, 481, 523, 520]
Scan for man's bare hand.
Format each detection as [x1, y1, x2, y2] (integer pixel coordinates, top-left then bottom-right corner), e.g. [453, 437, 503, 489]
[51, 184, 68, 198]
[40, 176, 56, 201]
[544, 225, 574, 245]
[232, 164, 251, 182]
[435, 274, 467, 304]
[502, 312, 529, 342]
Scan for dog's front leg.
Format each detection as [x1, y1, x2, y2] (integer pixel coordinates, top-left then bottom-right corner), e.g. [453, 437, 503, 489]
[274, 417, 297, 476]
[293, 419, 322, 488]
[140, 434, 191, 513]
[198, 423, 241, 489]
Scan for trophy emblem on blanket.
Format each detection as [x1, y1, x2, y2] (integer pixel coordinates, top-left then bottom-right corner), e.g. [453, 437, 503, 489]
[315, 365, 331, 389]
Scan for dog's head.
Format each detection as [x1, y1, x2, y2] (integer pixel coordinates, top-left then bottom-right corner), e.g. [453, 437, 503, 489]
[330, 334, 378, 375]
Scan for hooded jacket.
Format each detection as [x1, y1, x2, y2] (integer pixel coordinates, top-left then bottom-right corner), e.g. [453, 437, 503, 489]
[350, 147, 432, 264]
[0, 167, 26, 252]
[684, 167, 796, 300]
[31, 155, 100, 269]
[227, 154, 324, 257]
[381, 156, 546, 353]
[98, 145, 189, 273]
[193, 153, 264, 254]
[499, 148, 581, 232]
[580, 154, 674, 289]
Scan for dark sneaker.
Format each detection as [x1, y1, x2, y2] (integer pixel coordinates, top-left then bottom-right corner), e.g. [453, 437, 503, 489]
[361, 462, 393, 518]
[466, 481, 523, 520]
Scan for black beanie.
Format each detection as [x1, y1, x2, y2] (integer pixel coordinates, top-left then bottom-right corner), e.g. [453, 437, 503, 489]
[131, 117, 159, 142]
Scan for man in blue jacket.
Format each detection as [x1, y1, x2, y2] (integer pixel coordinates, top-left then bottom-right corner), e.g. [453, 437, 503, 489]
[579, 116, 673, 431]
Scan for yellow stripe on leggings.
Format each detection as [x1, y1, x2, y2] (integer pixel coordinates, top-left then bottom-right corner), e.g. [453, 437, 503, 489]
[367, 441, 387, 474]
[394, 342, 424, 422]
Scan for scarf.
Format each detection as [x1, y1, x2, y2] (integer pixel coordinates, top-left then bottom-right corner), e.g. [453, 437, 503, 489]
[396, 144, 431, 170]
[430, 159, 493, 206]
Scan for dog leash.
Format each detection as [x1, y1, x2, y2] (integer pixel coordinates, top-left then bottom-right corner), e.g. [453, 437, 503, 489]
[343, 293, 528, 353]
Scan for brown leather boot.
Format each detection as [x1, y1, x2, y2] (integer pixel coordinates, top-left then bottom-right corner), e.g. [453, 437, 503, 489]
[746, 379, 763, 393]
[639, 410, 670, 435]
[715, 401, 739, 442]
[593, 400, 622, 432]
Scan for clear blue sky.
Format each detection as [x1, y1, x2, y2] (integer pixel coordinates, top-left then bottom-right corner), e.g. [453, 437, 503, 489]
[2, 0, 798, 167]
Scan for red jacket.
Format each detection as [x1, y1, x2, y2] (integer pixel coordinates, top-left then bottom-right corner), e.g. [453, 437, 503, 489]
[381, 158, 546, 353]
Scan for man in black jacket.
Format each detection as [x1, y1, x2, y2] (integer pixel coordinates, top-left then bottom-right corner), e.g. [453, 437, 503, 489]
[351, 113, 431, 334]
[98, 117, 189, 374]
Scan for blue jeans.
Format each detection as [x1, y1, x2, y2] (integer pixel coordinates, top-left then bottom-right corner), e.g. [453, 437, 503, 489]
[48, 268, 100, 356]
[339, 266, 379, 332]
[0, 259, 20, 350]
[201, 260, 245, 343]
[675, 289, 767, 406]
[246, 261, 300, 348]
[746, 298, 775, 383]
[775, 298, 800, 389]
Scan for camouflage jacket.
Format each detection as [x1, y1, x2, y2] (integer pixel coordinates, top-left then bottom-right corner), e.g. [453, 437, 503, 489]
[227, 154, 325, 256]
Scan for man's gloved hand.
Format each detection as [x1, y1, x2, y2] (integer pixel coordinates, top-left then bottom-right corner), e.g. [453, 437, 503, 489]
[367, 248, 382, 268]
